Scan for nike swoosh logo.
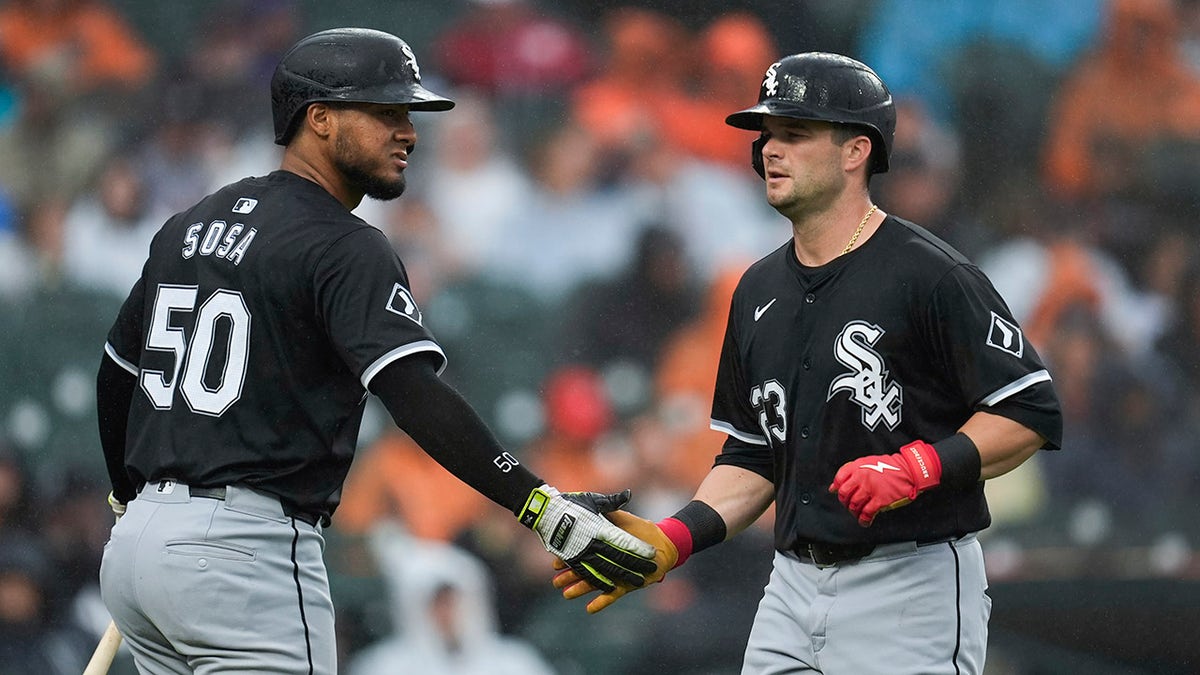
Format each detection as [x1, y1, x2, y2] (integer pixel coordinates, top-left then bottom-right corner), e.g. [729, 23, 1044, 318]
[754, 298, 778, 322]
[860, 461, 901, 473]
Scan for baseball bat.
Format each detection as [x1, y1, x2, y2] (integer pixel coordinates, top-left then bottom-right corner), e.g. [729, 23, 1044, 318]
[83, 619, 123, 675]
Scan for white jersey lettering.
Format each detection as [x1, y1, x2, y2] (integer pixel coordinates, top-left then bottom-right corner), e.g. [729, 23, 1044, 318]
[181, 221, 258, 265]
[181, 222, 204, 258]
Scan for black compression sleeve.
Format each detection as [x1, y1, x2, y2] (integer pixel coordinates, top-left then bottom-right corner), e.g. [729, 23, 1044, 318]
[368, 353, 542, 515]
[97, 354, 138, 503]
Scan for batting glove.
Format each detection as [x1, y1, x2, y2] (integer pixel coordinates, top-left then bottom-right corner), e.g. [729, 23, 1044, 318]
[829, 440, 943, 526]
[519, 485, 657, 593]
[551, 509, 680, 613]
[107, 491, 127, 524]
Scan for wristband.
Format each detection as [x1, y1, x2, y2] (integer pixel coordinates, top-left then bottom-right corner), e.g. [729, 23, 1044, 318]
[656, 517, 693, 568]
[659, 500, 727, 568]
[933, 433, 981, 490]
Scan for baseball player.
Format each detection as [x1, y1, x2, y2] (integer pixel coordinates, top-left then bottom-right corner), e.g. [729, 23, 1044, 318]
[95, 28, 655, 674]
[553, 53, 1064, 674]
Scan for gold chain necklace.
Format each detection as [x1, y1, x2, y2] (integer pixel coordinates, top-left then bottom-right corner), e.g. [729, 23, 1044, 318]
[841, 204, 878, 255]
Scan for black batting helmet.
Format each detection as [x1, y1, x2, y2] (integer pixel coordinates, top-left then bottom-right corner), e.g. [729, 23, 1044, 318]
[726, 52, 895, 176]
[271, 27, 455, 145]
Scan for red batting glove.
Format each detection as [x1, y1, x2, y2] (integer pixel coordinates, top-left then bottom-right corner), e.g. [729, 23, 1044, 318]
[829, 441, 943, 526]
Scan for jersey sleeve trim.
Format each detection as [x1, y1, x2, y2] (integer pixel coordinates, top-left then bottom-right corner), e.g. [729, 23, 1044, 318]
[104, 342, 139, 376]
[980, 369, 1052, 407]
[710, 418, 768, 446]
[360, 341, 447, 389]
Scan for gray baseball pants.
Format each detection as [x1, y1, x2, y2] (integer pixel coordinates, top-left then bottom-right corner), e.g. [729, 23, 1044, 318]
[100, 481, 335, 674]
[742, 534, 989, 674]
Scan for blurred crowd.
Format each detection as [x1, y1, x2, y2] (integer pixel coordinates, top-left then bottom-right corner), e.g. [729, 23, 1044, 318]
[1, 0, 1199, 673]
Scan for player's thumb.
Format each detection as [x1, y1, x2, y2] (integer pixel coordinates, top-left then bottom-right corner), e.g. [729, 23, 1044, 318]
[604, 509, 645, 528]
[589, 489, 632, 514]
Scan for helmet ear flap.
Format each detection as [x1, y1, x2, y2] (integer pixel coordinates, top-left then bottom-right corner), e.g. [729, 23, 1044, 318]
[751, 135, 766, 180]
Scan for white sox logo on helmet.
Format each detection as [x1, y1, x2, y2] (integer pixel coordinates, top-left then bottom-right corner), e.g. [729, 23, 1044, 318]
[827, 320, 903, 431]
[763, 61, 780, 96]
[400, 42, 421, 80]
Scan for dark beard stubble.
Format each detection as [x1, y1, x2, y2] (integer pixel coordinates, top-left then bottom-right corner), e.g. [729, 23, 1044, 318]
[333, 134, 408, 201]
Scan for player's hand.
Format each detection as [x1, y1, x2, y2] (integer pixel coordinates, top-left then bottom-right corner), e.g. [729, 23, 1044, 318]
[108, 491, 126, 524]
[518, 485, 657, 593]
[829, 441, 942, 526]
[551, 509, 679, 613]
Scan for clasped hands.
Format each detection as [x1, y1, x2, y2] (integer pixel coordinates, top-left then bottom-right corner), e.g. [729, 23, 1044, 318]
[520, 484, 667, 597]
[549, 509, 679, 614]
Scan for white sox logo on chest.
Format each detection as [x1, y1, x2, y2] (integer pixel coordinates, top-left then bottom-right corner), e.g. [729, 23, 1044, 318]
[827, 321, 903, 430]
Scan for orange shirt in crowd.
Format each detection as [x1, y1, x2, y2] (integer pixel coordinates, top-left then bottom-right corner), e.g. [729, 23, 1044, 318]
[1043, 0, 1200, 199]
[658, 12, 777, 169]
[0, 0, 154, 90]
[336, 431, 487, 541]
[571, 7, 689, 152]
[654, 266, 745, 488]
[1024, 240, 1104, 350]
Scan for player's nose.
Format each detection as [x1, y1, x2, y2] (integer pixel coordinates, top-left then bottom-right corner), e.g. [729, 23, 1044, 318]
[393, 119, 416, 145]
[762, 135, 783, 159]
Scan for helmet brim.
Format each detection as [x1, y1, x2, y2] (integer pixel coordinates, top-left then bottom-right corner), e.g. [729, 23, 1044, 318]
[725, 103, 772, 130]
[409, 99, 456, 112]
[726, 100, 853, 130]
[396, 84, 456, 111]
[320, 82, 455, 111]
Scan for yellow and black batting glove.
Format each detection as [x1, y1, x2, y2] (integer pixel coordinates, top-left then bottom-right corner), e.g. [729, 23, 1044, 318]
[519, 484, 656, 592]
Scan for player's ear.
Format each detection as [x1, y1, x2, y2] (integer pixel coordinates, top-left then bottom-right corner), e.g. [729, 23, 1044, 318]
[843, 134, 873, 174]
[305, 102, 336, 140]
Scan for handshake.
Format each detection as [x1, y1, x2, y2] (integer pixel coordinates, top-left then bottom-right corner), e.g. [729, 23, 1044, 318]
[519, 484, 680, 614]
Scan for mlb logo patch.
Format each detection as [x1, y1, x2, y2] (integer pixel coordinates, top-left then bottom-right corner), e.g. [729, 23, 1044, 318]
[986, 312, 1023, 357]
[385, 283, 422, 325]
[232, 197, 258, 214]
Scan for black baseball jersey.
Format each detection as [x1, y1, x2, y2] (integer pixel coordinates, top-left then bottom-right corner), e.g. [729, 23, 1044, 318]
[710, 215, 1062, 551]
[104, 171, 445, 518]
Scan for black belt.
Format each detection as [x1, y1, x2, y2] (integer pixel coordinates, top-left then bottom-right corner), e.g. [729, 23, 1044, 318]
[792, 536, 959, 567]
[793, 541, 877, 566]
[190, 486, 323, 527]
